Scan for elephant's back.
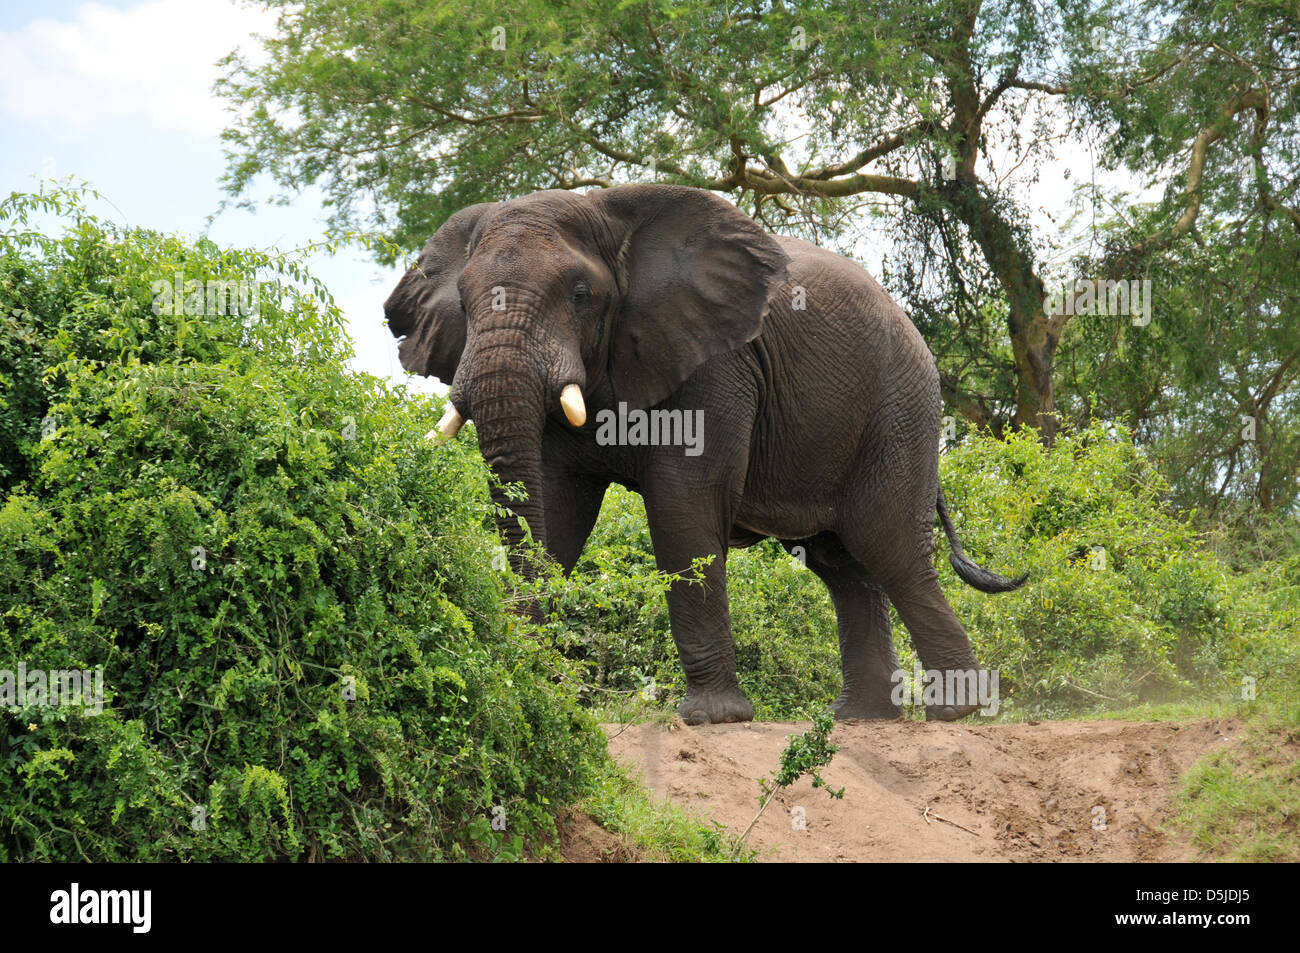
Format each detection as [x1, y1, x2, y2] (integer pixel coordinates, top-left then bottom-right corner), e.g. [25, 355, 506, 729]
[736, 234, 940, 528]
[765, 235, 936, 400]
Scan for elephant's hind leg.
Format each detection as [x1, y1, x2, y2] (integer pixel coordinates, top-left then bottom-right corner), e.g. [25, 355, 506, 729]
[836, 521, 989, 721]
[881, 565, 989, 721]
[783, 534, 902, 720]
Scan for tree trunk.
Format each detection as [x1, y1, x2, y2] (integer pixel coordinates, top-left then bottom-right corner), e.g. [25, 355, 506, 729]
[944, 181, 1063, 446]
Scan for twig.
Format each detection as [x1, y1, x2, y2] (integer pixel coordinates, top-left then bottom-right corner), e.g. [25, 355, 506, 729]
[733, 788, 780, 858]
[1062, 677, 1119, 701]
[923, 805, 979, 835]
[605, 722, 634, 741]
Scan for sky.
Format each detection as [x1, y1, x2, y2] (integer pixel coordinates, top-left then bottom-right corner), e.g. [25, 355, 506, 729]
[0, 0, 439, 395]
[0, 0, 1138, 396]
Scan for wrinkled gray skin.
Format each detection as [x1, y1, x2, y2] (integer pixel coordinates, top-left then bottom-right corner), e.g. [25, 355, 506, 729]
[385, 185, 1025, 725]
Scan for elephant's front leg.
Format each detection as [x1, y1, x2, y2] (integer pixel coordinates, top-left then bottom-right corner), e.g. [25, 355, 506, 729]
[539, 456, 609, 573]
[642, 482, 753, 725]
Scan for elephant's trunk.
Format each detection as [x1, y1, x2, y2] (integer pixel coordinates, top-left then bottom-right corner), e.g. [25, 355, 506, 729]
[460, 331, 552, 577]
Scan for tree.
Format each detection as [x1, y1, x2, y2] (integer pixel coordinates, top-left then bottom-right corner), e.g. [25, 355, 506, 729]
[217, 0, 1299, 449]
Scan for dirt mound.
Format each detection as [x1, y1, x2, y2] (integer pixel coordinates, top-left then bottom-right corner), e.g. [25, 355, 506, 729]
[556, 810, 640, 862]
[584, 717, 1241, 862]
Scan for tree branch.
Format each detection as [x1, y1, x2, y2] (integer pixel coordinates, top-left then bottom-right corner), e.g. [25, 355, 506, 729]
[1133, 88, 1268, 255]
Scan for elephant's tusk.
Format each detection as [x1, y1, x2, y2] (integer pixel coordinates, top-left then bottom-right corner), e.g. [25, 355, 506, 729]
[560, 384, 586, 427]
[427, 403, 464, 442]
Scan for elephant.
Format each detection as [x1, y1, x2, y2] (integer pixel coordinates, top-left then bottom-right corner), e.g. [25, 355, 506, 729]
[384, 184, 1025, 725]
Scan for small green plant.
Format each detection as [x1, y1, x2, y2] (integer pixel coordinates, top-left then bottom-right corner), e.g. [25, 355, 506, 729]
[731, 710, 844, 858]
[1170, 656, 1300, 861]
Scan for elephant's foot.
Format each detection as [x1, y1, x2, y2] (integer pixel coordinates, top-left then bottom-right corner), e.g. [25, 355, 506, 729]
[911, 662, 998, 721]
[924, 701, 984, 721]
[830, 693, 902, 721]
[677, 686, 754, 725]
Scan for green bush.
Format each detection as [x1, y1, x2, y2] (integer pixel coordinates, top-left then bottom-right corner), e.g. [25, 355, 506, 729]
[936, 422, 1293, 716]
[0, 187, 604, 860]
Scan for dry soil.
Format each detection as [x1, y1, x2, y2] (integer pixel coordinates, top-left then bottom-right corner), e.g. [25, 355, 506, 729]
[560, 716, 1242, 862]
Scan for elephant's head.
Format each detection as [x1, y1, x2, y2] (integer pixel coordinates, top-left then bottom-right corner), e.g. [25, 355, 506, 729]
[384, 185, 789, 564]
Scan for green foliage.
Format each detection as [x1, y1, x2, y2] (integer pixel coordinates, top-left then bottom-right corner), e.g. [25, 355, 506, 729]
[1055, 208, 1300, 519]
[728, 540, 843, 719]
[936, 422, 1298, 717]
[573, 753, 734, 862]
[0, 188, 611, 861]
[732, 709, 842, 858]
[1174, 736, 1300, 862]
[761, 709, 844, 799]
[542, 486, 839, 721]
[1172, 654, 1300, 861]
[214, 0, 1088, 251]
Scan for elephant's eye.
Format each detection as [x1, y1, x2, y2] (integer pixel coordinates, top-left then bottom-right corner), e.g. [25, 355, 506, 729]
[572, 280, 591, 304]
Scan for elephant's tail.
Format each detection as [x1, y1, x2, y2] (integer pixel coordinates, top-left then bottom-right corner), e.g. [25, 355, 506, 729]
[936, 489, 1028, 594]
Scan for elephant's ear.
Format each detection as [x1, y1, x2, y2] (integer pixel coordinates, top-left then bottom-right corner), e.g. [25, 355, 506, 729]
[386, 202, 498, 383]
[591, 185, 790, 410]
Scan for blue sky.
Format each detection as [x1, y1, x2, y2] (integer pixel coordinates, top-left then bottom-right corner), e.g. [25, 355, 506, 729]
[0, 0, 438, 394]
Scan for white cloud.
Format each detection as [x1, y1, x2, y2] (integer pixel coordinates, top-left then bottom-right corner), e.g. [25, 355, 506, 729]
[0, 0, 273, 138]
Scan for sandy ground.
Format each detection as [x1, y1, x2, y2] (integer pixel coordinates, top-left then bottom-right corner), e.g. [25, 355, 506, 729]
[562, 716, 1242, 862]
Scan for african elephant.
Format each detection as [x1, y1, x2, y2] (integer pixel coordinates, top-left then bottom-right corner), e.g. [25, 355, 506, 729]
[384, 185, 1025, 725]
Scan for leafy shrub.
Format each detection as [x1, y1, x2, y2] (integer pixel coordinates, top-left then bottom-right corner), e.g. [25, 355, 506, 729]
[0, 187, 605, 861]
[936, 422, 1291, 716]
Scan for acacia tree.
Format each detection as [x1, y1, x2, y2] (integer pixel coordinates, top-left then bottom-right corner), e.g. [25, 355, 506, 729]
[217, 0, 1299, 451]
[1054, 199, 1300, 517]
